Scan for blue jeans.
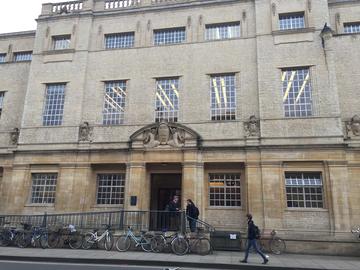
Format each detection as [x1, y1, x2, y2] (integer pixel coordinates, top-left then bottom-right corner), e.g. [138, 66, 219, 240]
[188, 219, 197, 232]
[244, 239, 267, 261]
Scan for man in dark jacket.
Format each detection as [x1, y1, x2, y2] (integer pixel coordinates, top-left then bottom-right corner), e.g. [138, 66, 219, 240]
[186, 199, 199, 232]
[240, 214, 269, 264]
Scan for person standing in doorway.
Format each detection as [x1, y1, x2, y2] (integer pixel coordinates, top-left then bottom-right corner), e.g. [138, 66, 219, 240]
[186, 199, 199, 232]
[240, 214, 269, 264]
[168, 195, 180, 230]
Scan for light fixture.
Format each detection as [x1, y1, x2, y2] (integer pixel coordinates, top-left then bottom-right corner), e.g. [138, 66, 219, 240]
[320, 23, 334, 48]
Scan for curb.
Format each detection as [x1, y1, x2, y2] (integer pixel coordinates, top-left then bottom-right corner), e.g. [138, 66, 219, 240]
[0, 255, 321, 270]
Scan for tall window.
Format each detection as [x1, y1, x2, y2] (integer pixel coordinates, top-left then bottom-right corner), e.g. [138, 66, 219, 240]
[0, 92, 5, 117]
[344, 22, 360, 34]
[282, 68, 312, 117]
[210, 74, 236, 121]
[97, 174, 125, 205]
[154, 27, 186, 45]
[52, 35, 71, 50]
[155, 78, 179, 122]
[105, 32, 135, 49]
[31, 173, 57, 204]
[103, 81, 127, 125]
[205, 22, 240, 40]
[43, 84, 66, 126]
[285, 172, 324, 208]
[209, 173, 241, 207]
[279, 12, 305, 30]
[13, 51, 32, 62]
[0, 53, 6, 63]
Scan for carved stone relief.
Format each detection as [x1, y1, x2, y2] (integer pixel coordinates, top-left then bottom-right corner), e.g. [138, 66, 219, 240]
[346, 115, 360, 138]
[79, 122, 93, 142]
[244, 115, 260, 137]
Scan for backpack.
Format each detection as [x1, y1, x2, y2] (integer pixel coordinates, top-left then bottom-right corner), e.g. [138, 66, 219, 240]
[254, 225, 261, 239]
[193, 206, 199, 218]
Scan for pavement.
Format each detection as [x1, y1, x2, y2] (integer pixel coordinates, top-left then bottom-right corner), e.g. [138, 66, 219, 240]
[0, 247, 359, 270]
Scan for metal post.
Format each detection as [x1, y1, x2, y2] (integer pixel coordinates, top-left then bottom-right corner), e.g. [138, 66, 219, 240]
[42, 212, 48, 228]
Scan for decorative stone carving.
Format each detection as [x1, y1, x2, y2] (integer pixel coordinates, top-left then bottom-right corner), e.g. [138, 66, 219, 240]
[271, 3, 276, 16]
[59, 6, 69, 14]
[10, 128, 20, 145]
[79, 122, 93, 142]
[346, 115, 360, 137]
[131, 120, 200, 149]
[244, 115, 260, 137]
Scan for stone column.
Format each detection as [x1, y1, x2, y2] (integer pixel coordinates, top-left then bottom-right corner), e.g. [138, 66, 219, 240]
[125, 162, 148, 211]
[327, 161, 351, 232]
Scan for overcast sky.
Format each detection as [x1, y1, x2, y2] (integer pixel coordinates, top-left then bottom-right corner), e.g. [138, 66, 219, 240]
[0, 0, 65, 34]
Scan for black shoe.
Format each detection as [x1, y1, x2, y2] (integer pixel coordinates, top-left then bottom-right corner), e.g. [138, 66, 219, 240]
[240, 260, 247, 263]
[262, 258, 269, 264]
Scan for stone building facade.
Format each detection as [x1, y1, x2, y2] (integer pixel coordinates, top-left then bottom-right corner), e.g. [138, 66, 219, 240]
[0, 0, 359, 254]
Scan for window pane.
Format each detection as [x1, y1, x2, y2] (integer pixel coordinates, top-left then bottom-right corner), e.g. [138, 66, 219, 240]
[282, 68, 312, 117]
[210, 74, 236, 121]
[103, 81, 127, 125]
[52, 35, 71, 50]
[155, 78, 179, 122]
[0, 53, 6, 63]
[344, 22, 360, 34]
[154, 28, 186, 45]
[279, 13, 305, 30]
[97, 174, 126, 205]
[31, 173, 57, 204]
[205, 22, 240, 40]
[209, 173, 241, 207]
[43, 84, 66, 126]
[14, 51, 32, 62]
[105, 32, 135, 49]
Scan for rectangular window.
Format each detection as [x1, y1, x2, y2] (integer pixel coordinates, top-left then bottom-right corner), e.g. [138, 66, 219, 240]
[154, 27, 186, 45]
[205, 22, 241, 40]
[209, 173, 241, 207]
[103, 81, 127, 125]
[13, 51, 32, 62]
[0, 53, 6, 63]
[282, 68, 312, 117]
[344, 22, 360, 34]
[285, 172, 324, 208]
[52, 35, 71, 50]
[279, 12, 305, 30]
[155, 78, 179, 122]
[210, 74, 236, 121]
[105, 32, 135, 49]
[43, 84, 66, 126]
[31, 173, 57, 204]
[0, 92, 5, 117]
[97, 174, 125, 205]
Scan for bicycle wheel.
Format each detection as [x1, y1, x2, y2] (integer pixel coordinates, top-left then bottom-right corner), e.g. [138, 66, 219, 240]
[0, 231, 11, 246]
[105, 232, 114, 251]
[151, 235, 166, 253]
[115, 235, 131, 252]
[140, 234, 153, 252]
[82, 233, 95, 250]
[39, 232, 49, 249]
[270, 237, 286, 255]
[16, 232, 31, 248]
[69, 233, 83, 249]
[192, 238, 211, 256]
[47, 232, 61, 248]
[171, 236, 189, 256]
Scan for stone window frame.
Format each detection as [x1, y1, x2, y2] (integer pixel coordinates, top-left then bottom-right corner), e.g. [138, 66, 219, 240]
[205, 21, 241, 41]
[153, 27, 186, 45]
[13, 51, 32, 62]
[102, 80, 128, 125]
[95, 173, 126, 206]
[104, 32, 135, 49]
[209, 73, 237, 121]
[207, 172, 242, 208]
[278, 11, 306, 31]
[154, 77, 181, 123]
[42, 83, 67, 126]
[29, 173, 58, 205]
[52, 34, 72, 50]
[343, 22, 360, 34]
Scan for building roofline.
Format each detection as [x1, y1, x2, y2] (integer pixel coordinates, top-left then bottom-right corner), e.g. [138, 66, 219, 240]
[0, 30, 36, 38]
[328, 0, 360, 5]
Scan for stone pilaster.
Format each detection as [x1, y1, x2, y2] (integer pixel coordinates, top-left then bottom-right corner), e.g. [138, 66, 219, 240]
[125, 161, 148, 211]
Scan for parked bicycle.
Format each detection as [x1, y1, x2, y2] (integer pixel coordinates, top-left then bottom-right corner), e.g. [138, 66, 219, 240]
[47, 224, 83, 249]
[16, 223, 49, 249]
[245, 230, 286, 255]
[0, 222, 21, 247]
[82, 224, 113, 251]
[115, 226, 154, 252]
[351, 226, 360, 239]
[186, 233, 212, 256]
[151, 231, 188, 255]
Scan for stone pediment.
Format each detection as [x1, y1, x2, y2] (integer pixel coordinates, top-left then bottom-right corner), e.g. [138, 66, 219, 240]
[129, 120, 201, 149]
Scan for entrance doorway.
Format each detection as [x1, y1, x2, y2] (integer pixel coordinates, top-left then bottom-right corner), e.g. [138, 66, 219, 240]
[150, 173, 181, 231]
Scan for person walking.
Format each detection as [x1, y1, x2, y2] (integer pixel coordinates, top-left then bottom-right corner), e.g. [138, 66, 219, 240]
[240, 214, 269, 264]
[186, 199, 199, 232]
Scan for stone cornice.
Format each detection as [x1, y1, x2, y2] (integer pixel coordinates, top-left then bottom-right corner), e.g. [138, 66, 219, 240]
[0, 30, 36, 39]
